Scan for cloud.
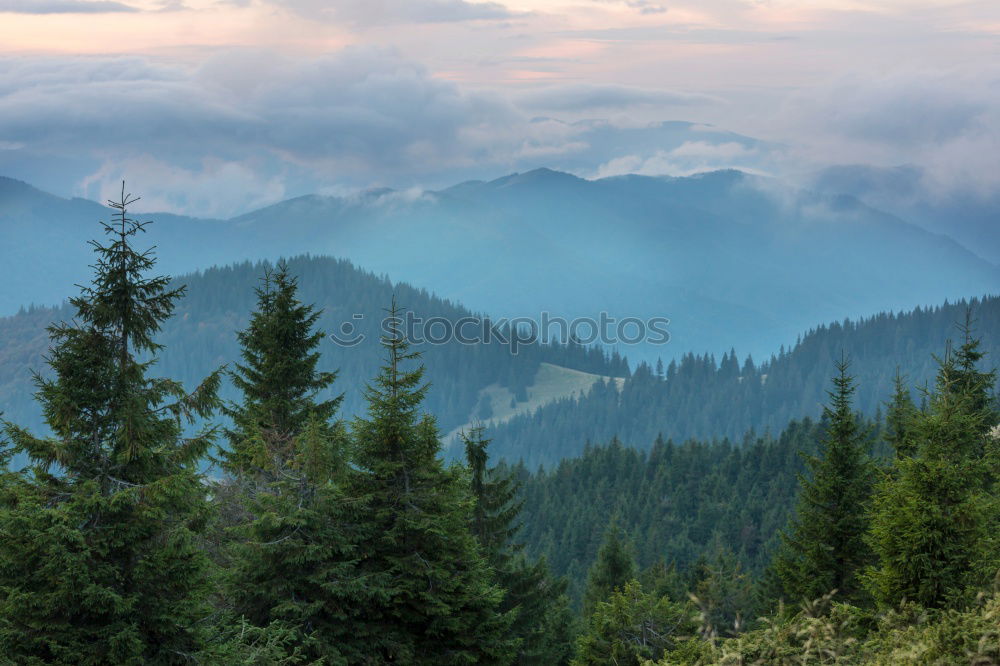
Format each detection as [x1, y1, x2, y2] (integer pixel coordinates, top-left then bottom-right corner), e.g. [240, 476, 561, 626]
[0, 49, 544, 214]
[559, 25, 795, 45]
[0, 50, 754, 216]
[517, 84, 721, 112]
[1, 45, 997, 219]
[627, 0, 666, 15]
[770, 69, 1000, 197]
[79, 156, 287, 217]
[0, 0, 138, 12]
[0, 49, 775, 216]
[592, 0, 667, 15]
[593, 140, 761, 178]
[781, 74, 988, 148]
[244, 0, 516, 25]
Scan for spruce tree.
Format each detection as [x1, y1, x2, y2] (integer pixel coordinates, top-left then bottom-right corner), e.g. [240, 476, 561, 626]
[349, 302, 515, 664]
[772, 358, 873, 604]
[947, 312, 998, 421]
[0, 186, 222, 663]
[221, 262, 341, 476]
[218, 264, 366, 662]
[465, 426, 522, 567]
[866, 326, 998, 609]
[582, 525, 637, 618]
[464, 427, 576, 665]
[884, 368, 917, 458]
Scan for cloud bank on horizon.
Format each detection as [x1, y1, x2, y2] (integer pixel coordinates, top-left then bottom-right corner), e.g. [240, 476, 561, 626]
[0, 0, 998, 216]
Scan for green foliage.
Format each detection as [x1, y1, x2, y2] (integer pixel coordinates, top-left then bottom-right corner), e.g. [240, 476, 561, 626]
[221, 466, 366, 663]
[659, 594, 869, 665]
[883, 369, 917, 458]
[862, 589, 1000, 665]
[466, 426, 523, 563]
[688, 543, 756, 639]
[654, 315, 1000, 664]
[0, 187, 221, 664]
[217, 265, 366, 663]
[583, 526, 637, 618]
[197, 616, 314, 665]
[516, 421, 823, 604]
[657, 587, 1000, 665]
[486, 297, 1000, 467]
[771, 360, 875, 605]
[3, 185, 1000, 665]
[640, 559, 691, 607]
[348, 305, 515, 663]
[0, 255, 625, 447]
[865, 325, 998, 609]
[573, 580, 696, 666]
[464, 426, 576, 664]
[221, 261, 342, 476]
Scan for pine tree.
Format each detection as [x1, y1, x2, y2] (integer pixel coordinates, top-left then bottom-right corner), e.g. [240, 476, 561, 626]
[771, 358, 873, 604]
[217, 264, 365, 662]
[884, 368, 917, 458]
[866, 325, 998, 609]
[221, 262, 341, 477]
[464, 427, 576, 665]
[0, 186, 222, 663]
[349, 302, 515, 664]
[582, 525, 637, 618]
[947, 312, 997, 422]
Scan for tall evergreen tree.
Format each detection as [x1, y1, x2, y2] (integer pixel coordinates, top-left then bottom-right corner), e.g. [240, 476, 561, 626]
[0, 186, 222, 663]
[466, 426, 521, 559]
[771, 358, 874, 604]
[884, 368, 918, 458]
[221, 262, 341, 477]
[349, 302, 515, 664]
[582, 526, 637, 618]
[464, 427, 576, 665]
[217, 264, 366, 663]
[866, 326, 998, 609]
[947, 313, 998, 421]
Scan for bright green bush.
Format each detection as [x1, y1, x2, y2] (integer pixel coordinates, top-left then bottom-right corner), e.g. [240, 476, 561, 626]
[573, 580, 696, 665]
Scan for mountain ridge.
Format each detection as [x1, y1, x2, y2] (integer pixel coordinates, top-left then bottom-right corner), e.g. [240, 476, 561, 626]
[0, 254, 625, 444]
[3, 169, 997, 361]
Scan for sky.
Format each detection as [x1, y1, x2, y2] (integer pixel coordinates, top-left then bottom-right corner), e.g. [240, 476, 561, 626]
[1, 0, 999, 216]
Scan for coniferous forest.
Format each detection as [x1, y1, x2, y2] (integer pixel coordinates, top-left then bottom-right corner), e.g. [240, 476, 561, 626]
[1, 189, 999, 665]
[6, 0, 1000, 660]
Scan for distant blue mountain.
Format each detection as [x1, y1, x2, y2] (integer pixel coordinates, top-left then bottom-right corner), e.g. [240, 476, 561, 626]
[2, 169, 997, 360]
[808, 164, 1000, 265]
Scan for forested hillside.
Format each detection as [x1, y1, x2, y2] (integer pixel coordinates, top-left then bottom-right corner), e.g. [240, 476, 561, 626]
[487, 296, 1000, 467]
[512, 419, 831, 604]
[0, 255, 624, 438]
